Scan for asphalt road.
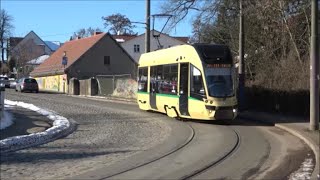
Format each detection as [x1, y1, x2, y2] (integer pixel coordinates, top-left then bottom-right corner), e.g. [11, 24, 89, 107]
[0, 89, 314, 179]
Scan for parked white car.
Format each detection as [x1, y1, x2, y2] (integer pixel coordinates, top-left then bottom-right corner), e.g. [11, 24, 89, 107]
[9, 79, 17, 88]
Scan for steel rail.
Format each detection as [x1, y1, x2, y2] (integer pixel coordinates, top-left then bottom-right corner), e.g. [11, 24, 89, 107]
[102, 122, 195, 179]
[181, 125, 241, 180]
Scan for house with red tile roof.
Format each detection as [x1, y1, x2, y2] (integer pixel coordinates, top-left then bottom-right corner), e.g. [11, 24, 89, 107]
[30, 32, 136, 93]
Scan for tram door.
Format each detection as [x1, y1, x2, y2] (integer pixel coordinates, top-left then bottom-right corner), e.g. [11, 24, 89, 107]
[150, 66, 157, 109]
[179, 63, 190, 116]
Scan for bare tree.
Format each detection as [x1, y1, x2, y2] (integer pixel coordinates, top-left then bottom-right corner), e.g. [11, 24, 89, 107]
[102, 13, 136, 35]
[71, 27, 102, 40]
[161, 0, 311, 90]
[0, 9, 14, 64]
[10, 38, 45, 78]
[86, 27, 102, 36]
[161, 0, 224, 31]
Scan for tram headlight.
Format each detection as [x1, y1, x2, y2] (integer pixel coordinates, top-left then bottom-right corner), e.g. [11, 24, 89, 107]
[233, 108, 237, 113]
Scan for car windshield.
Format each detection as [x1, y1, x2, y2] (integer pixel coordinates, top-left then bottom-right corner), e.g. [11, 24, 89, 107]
[24, 79, 37, 83]
[205, 67, 234, 97]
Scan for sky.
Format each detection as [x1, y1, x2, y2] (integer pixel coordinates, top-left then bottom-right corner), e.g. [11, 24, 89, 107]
[1, 0, 195, 43]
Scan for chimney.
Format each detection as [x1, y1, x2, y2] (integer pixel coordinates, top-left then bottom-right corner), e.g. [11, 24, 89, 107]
[93, 31, 103, 36]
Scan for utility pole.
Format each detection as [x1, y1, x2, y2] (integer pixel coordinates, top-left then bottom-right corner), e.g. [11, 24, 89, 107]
[238, 0, 245, 111]
[145, 0, 151, 53]
[310, 0, 319, 131]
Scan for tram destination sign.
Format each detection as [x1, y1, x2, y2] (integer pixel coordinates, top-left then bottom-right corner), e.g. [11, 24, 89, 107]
[193, 44, 233, 65]
[206, 64, 232, 68]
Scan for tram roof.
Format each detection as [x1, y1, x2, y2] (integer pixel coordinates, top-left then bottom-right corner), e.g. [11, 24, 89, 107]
[138, 44, 232, 67]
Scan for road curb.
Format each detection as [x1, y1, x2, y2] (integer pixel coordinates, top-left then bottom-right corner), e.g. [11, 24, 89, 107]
[0, 101, 78, 154]
[0, 118, 77, 154]
[239, 112, 319, 180]
[274, 124, 319, 180]
[68, 94, 136, 104]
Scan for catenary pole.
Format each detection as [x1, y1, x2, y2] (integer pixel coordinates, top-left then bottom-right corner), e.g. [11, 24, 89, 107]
[310, 0, 319, 131]
[145, 0, 151, 53]
[238, 0, 245, 110]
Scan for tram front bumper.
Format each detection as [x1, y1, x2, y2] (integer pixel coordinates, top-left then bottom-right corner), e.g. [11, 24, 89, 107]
[214, 109, 237, 120]
[206, 106, 238, 120]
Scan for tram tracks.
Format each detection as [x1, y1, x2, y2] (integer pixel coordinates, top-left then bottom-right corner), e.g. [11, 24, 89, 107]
[103, 121, 240, 180]
[181, 124, 241, 179]
[101, 122, 196, 179]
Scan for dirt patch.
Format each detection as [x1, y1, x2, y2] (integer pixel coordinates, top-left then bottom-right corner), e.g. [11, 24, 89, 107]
[26, 127, 47, 134]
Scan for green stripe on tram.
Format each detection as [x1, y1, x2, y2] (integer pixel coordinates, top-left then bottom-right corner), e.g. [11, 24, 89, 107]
[138, 91, 202, 101]
[137, 92, 179, 98]
[188, 97, 202, 101]
[156, 93, 179, 98]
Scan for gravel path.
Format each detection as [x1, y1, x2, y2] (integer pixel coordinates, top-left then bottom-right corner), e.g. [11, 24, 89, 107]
[1, 89, 171, 179]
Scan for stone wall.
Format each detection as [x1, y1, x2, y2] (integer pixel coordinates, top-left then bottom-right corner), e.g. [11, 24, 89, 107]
[112, 79, 137, 99]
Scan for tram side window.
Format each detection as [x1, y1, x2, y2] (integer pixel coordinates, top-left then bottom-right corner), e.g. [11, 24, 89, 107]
[150, 65, 163, 93]
[190, 65, 206, 100]
[138, 67, 148, 92]
[150, 65, 178, 94]
[160, 64, 178, 95]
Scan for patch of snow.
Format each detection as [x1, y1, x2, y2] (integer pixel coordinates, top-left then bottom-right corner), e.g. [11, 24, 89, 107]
[289, 155, 314, 180]
[0, 111, 13, 130]
[27, 55, 50, 65]
[116, 38, 125, 42]
[0, 99, 71, 153]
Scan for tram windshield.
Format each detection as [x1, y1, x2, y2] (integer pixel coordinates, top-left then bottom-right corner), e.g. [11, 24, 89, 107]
[205, 67, 234, 98]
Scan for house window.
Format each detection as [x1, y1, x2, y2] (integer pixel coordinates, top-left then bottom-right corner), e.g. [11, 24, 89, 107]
[104, 56, 110, 65]
[134, 44, 140, 53]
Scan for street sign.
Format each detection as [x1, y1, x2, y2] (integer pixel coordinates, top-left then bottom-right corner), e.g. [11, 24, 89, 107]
[62, 56, 68, 66]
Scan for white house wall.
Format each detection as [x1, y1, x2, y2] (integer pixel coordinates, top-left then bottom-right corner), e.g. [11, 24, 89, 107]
[120, 33, 187, 63]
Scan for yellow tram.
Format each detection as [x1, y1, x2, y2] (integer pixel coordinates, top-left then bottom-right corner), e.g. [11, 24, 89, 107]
[137, 44, 238, 120]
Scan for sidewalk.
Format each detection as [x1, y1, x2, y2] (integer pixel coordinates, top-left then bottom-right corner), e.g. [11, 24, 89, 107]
[239, 111, 320, 180]
[1, 95, 319, 179]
